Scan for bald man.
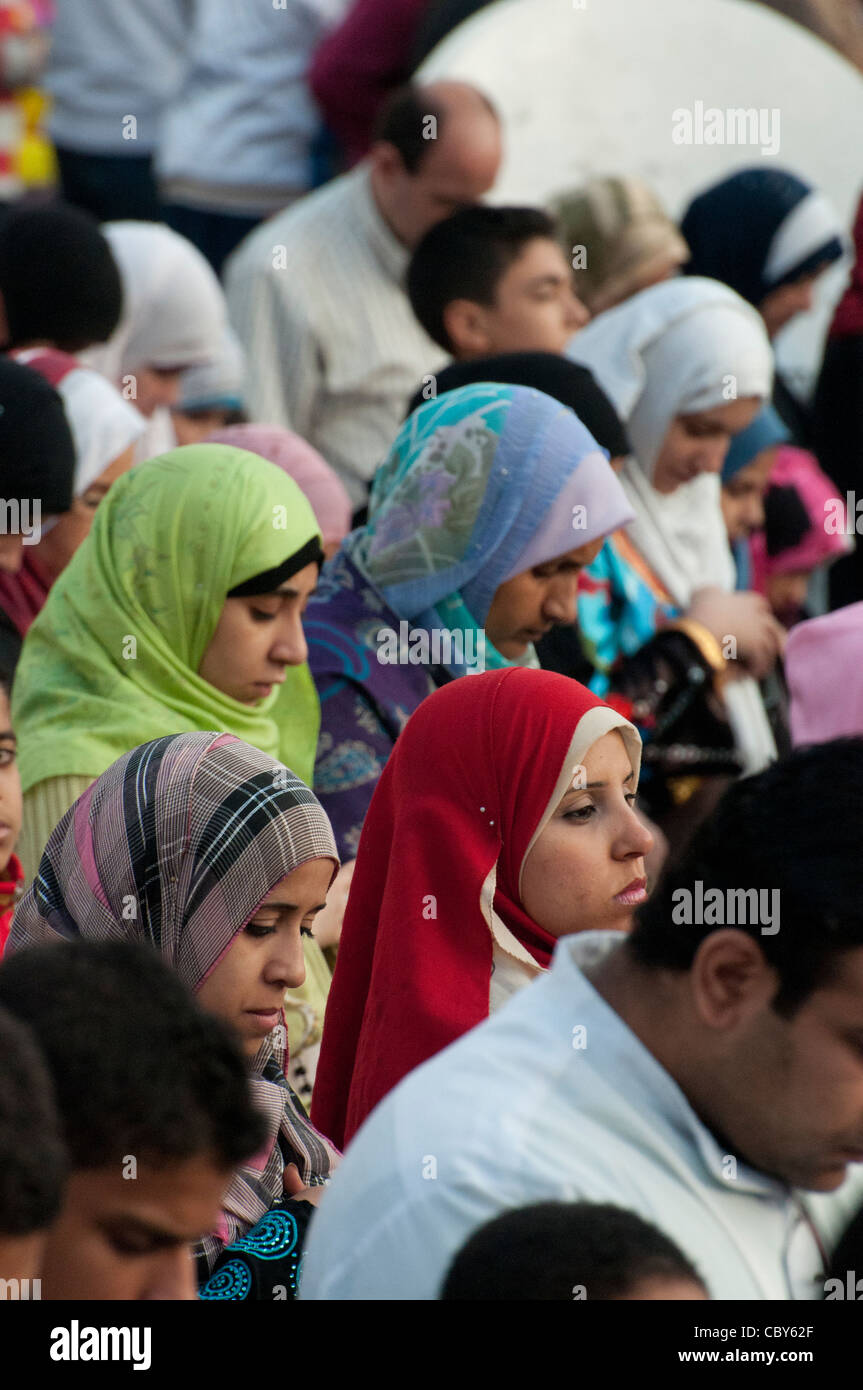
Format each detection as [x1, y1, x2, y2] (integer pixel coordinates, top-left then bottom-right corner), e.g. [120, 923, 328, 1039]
[224, 82, 503, 509]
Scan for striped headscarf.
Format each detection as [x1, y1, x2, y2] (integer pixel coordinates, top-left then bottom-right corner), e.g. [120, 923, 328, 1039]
[8, 731, 340, 1270]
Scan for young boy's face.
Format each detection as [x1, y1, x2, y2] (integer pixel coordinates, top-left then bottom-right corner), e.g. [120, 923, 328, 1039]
[39, 1155, 232, 1300]
[0, 688, 21, 878]
[449, 236, 589, 359]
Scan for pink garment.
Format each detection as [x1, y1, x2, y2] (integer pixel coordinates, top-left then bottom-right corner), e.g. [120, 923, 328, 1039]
[206, 424, 353, 547]
[787, 602, 863, 745]
[750, 445, 851, 590]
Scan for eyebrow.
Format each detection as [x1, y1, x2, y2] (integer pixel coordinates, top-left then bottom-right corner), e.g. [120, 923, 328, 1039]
[98, 1215, 191, 1248]
[526, 274, 567, 290]
[255, 585, 318, 600]
[0, 730, 16, 742]
[253, 901, 327, 914]
[561, 770, 635, 797]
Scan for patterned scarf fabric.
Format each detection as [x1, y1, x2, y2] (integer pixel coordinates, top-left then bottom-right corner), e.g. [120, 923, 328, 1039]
[8, 731, 340, 1270]
[340, 381, 634, 677]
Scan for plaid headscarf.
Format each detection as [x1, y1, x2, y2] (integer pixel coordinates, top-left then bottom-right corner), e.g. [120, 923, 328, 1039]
[8, 731, 340, 1269]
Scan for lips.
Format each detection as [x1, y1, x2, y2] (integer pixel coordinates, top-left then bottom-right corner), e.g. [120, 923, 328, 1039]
[614, 877, 648, 906]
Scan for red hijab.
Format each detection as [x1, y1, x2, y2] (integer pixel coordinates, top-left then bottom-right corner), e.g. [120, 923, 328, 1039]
[311, 667, 641, 1149]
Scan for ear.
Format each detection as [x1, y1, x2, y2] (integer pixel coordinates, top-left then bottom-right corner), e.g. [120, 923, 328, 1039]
[442, 299, 493, 357]
[689, 929, 777, 1031]
[368, 141, 405, 182]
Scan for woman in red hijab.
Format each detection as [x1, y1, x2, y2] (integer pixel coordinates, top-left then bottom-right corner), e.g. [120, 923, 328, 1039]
[311, 667, 653, 1149]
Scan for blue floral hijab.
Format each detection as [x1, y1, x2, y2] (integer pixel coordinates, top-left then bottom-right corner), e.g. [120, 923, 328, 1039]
[341, 382, 633, 674]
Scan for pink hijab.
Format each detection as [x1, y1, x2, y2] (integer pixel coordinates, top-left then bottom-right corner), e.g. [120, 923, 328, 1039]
[207, 425, 353, 548]
[750, 445, 851, 590]
[787, 603, 863, 746]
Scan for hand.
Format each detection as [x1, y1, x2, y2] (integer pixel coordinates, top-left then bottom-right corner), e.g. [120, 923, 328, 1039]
[687, 588, 785, 680]
[283, 1162, 327, 1208]
[310, 859, 356, 950]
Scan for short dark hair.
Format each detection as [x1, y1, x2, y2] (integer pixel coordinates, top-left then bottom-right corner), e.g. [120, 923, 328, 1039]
[373, 82, 497, 176]
[440, 1202, 706, 1300]
[628, 739, 863, 1016]
[0, 941, 266, 1171]
[0, 203, 123, 353]
[407, 205, 559, 351]
[0, 1007, 67, 1236]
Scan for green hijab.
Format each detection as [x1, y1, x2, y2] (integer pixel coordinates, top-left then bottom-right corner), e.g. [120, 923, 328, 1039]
[14, 444, 322, 793]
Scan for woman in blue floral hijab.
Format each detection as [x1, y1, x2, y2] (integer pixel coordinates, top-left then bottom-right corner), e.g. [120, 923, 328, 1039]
[304, 380, 634, 859]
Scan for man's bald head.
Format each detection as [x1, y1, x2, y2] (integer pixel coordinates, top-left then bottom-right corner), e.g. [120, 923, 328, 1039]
[369, 81, 502, 250]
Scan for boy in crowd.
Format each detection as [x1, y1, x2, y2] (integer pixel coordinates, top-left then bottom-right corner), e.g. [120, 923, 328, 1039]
[0, 940, 266, 1299]
[0, 1007, 66, 1292]
[441, 1202, 709, 1301]
[406, 205, 588, 361]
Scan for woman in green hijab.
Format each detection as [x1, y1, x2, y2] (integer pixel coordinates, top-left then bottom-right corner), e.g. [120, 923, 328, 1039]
[13, 443, 324, 874]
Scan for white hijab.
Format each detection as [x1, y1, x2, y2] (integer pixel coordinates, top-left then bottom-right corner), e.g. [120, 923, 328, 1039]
[81, 222, 228, 462]
[568, 276, 777, 771]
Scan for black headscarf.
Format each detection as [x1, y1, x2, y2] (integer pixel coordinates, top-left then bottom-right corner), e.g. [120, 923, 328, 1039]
[0, 357, 76, 514]
[406, 352, 631, 458]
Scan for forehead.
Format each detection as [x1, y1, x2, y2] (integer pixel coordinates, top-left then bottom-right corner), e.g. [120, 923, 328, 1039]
[501, 237, 570, 282]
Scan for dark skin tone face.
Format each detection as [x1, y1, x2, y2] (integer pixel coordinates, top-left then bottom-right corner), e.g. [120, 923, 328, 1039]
[586, 935, 863, 1192]
[39, 1156, 232, 1300]
[197, 561, 318, 704]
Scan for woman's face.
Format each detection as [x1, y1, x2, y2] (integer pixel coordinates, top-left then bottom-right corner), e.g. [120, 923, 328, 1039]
[520, 729, 654, 937]
[485, 538, 604, 659]
[759, 267, 828, 339]
[132, 366, 186, 417]
[652, 396, 762, 495]
[196, 858, 335, 1059]
[37, 446, 136, 582]
[197, 561, 318, 704]
[720, 446, 778, 543]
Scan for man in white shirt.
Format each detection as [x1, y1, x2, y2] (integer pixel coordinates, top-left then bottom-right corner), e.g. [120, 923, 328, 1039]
[224, 81, 502, 510]
[300, 738, 863, 1299]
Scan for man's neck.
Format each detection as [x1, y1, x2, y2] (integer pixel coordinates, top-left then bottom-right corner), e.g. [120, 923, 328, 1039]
[367, 166, 409, 249]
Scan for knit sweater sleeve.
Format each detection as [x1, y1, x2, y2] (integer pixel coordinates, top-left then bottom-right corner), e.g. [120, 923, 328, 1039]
[18, 775, 94, 884]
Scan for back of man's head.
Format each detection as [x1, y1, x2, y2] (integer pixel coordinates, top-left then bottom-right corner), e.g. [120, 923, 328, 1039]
[0, 1007, 66, 1260]
[629, 738, 863, 1015]
[0, 203, 123, 353]
[0, 940, 265, 1172]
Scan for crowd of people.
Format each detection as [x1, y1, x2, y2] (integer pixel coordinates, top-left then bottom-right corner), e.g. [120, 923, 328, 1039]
[2, 0, 863, 1305]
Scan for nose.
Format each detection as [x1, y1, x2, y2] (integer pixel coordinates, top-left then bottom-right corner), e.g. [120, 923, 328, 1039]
[144, 1247, 197, 1301]
[542, 575, 580, 625]
[743, 496, 766, 533]
[566, 292, 590, 330]
[0, 537, 24, 574]
[699, 439, 728, 476]
[615, 804, 654, 861]
[270, 612, 308, 667]
[265, 935, 306, 991]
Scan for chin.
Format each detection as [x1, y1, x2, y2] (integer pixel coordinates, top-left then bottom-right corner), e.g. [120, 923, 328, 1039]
[792, 1162, 849, 1193]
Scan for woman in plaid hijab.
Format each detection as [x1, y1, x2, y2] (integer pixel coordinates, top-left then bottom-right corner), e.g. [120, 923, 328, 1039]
[8, 730, 340, 1290]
